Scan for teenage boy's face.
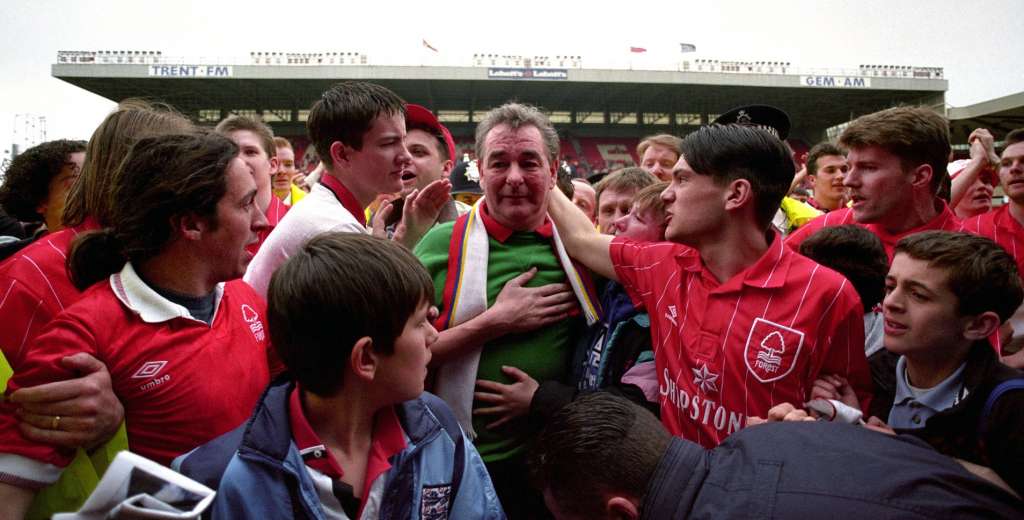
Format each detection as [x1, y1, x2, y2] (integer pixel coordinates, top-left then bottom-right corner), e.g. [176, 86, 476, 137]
[228, 130, 274, 213]
[377, 301, 439, 401]
[345, 112, 412, 199]
[613, 204, 665, 242]
[882, 253, 968, 357]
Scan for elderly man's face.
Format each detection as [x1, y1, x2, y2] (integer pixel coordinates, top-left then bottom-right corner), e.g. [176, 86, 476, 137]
[479, 123, 556, 230]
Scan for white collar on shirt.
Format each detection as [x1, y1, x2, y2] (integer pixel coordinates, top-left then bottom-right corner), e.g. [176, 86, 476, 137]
[109, 262, 225, 325]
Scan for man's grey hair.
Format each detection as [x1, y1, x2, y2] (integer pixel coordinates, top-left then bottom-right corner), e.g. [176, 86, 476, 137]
[474, 103, 559, 164]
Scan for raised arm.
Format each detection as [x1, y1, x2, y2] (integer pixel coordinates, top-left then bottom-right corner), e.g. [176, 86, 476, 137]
[547, 184, 617, 280]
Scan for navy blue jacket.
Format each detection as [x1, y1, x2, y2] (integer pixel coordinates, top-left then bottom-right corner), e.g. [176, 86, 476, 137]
[642, 421, 1024, 519]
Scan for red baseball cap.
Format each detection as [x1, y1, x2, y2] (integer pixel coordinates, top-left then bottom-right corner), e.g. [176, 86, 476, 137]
[405, 104, 456, 162]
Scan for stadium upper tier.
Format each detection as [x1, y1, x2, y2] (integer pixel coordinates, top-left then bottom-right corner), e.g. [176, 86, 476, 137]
[52, 50, 947, 142]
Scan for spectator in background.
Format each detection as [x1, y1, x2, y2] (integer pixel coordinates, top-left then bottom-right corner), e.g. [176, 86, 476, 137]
[804, 142, 849, 212]
[449, 159, 484, 207]
[961, 128, 1024, 363]
[0, 140, 86, 260]
[215, 115, 286, 252]
[593, 167, 657, 234]
[570, 178, 597, 223]
[370, 104, 460, 237]
[271, 136, 307, 207]
[786, 106, 961, 260]
[636, 134, 682, 182]
[530, 393, 1024, 520]
[0, 132, 273, 519]
[949, 128, 1001, 219]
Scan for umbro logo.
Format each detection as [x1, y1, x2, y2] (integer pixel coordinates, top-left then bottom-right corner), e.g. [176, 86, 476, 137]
[665, 305, 678, 327]
[132, 361, 167, 379]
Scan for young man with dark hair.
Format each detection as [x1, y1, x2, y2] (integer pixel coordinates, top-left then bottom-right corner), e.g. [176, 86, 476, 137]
[803, 141, 848, 212]
[547, 124, 871, 448]
[593, 167, 657, 234]
[245, 82, 449, 298]
[530, 393, 1024, 520]
[786, 106, 961, 259]
[0, 132, 273, 518]
[178, 233, 503, 519]
[812, 231, 1024, 495]
[636, 134, 682, 181]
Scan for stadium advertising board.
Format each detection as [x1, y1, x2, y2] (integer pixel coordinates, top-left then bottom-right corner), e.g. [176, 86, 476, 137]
[799, 75, 871, 88]
[148, 65, 234, 78]
[488, 68, 568, 80]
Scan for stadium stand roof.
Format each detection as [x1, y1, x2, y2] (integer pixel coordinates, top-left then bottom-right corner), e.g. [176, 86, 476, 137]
[948, 90, 1024, 143]
[52, 51, 948, 144]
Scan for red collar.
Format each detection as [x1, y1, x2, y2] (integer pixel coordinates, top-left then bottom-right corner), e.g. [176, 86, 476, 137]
[320, 174, 366, 224]
[478, 200, 553, 243]
[867, 200, 958, 243]
[676, 232, 791, 291]
[264, 197, 289, 227]
[288, 386, 407, 500]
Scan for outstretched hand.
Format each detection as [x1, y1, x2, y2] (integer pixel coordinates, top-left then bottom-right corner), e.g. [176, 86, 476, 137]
[394, 179, 452, 247]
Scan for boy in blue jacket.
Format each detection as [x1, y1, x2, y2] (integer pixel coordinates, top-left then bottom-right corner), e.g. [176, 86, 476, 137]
[177, 232, 504, 519]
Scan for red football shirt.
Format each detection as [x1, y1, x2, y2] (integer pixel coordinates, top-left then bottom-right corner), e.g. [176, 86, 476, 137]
[960, 204, 1024, 272]
[0, 266, 270, 485]
[611, 234, 871, 447]
[785, 202, 961, 261]
[0, 222, 98, 369]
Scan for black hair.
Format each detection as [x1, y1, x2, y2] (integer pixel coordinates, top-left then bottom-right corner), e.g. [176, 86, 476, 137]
[529, 392, 671, 518]
[0, 139, 86, 221]
[307, 81, 406, 168]
[681, 124, 795, 229]
[69, 132, 237, 290]
[799, 225, 888, 312]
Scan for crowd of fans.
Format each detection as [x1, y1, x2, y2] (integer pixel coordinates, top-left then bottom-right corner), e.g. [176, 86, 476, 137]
[1, 80, 1023, 519]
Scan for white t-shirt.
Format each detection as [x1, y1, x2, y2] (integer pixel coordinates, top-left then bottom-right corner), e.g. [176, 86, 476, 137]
[244, 182, 366, 298]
